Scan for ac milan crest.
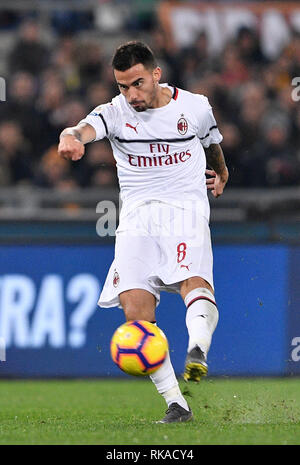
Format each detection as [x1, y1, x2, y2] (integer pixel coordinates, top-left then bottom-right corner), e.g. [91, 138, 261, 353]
[177, 116, 188, 135]
[113, 270, 120, 288]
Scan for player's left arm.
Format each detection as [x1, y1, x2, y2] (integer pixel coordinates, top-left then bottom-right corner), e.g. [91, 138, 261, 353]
[204, 143, 229, 198]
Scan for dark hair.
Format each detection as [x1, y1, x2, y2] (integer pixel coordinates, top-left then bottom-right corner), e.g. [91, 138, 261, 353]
[112, 41, 157, 71]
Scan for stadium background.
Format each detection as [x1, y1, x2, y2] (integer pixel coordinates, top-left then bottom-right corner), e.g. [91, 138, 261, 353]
[0, 0, 300, 379]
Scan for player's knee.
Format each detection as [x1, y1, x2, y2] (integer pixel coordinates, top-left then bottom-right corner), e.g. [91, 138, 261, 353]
[180, 276, 214, 299]
[123, 306, 155, 322]
[124, 308, 144, 321]
[119, 289, 156, 322]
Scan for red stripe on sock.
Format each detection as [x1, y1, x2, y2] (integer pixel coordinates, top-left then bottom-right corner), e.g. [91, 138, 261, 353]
[186, 296, 217, 309]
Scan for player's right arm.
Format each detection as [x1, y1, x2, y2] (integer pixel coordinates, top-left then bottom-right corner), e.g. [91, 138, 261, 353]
[58, 102, 118, 161]
[58, 123, 96, 161]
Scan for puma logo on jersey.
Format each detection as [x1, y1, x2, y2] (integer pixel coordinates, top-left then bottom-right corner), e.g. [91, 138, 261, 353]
[126, 122, 139, 134]
[180, 262, 192, 271]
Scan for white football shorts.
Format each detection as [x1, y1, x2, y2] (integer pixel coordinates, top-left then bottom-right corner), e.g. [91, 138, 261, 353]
[98, 200, 214, 309]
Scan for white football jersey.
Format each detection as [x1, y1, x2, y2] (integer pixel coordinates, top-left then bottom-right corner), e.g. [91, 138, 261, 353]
[80, 84, 223, 220]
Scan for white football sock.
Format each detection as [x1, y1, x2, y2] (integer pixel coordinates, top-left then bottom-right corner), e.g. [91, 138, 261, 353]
[149, 322, 189, 411]
[185, 287, 219, 357]
[150, 351, 189, 410]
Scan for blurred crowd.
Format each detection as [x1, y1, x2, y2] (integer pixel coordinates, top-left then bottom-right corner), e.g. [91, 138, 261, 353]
[0, 3, 299, 191]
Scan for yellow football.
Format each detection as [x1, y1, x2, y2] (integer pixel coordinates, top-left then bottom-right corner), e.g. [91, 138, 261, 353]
[110, 320, 168, 376]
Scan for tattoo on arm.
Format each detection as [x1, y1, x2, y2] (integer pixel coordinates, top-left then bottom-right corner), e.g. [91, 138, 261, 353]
[204, 144, 227, 174]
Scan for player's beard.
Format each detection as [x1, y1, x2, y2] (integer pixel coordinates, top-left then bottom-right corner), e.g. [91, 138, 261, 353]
[130, 102, 147, 112]
[130, 83, 157, 112]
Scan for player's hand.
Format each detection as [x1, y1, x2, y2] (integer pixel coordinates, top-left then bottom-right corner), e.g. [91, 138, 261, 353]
[206, 168, 229, 198]
[58, 134, 85, 161]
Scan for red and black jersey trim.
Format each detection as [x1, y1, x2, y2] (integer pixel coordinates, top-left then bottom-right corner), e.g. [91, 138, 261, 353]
[186, 296, 217, 309]
[172, 87, 179, 100]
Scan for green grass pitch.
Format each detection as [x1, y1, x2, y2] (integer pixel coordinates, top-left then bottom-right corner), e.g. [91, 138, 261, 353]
[0, 377, 299, 445]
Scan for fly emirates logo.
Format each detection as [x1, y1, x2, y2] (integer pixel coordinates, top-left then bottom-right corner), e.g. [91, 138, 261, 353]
[127, 143, 191, 168]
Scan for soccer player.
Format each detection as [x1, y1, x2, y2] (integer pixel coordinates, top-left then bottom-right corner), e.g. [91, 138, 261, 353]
[58, 41, 228, 423]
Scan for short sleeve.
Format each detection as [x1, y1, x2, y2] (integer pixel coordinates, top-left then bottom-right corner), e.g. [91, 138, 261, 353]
[196, 96, 223, 148]
[79, 103, 118, 141]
